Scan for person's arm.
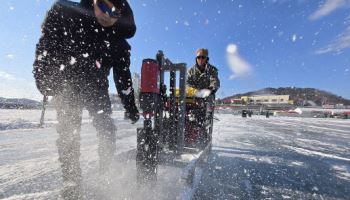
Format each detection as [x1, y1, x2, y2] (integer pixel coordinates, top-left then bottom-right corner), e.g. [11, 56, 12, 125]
[186, 68, 196, 88]
[111, 0, 136, 38]
[209, 67, 220, 93]
[33, 5, 63, 96]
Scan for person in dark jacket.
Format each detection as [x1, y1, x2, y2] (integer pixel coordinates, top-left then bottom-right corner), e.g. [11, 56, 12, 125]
[33, 0, 138, 198]
[187, 48, 220, 95]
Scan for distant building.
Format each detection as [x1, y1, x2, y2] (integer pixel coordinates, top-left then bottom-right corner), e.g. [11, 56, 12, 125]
[222, 99, 242, 105]
[219, 94, 292, 106]
[243, 95, 291, 105]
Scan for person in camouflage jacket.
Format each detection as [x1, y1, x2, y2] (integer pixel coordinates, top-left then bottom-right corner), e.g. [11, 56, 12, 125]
[187, 48, 220, 95]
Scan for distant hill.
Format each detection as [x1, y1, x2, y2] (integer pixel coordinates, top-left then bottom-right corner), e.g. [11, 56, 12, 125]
[0, 94, 121, 110]
[221, 87, 350, 106]
[0, 97, 41, 109]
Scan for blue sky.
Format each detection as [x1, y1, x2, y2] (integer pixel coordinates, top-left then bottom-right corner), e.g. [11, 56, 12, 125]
[0, 0, 349, 100]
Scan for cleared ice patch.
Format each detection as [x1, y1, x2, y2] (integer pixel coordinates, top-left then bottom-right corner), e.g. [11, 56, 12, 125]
[282, 194, 292, 199]
[331, 165, 350, 181]
[295, 138, 347, 155]
[215, 166, 222, 170]
[282, 145, 350, 162]
[289, 161, 304, 167]
[258, 156, 273, 164]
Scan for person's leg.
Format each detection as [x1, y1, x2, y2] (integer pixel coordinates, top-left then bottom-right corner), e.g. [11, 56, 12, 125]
[54, 88, 83, 198]
[83, 77, 116, 173]
[192, 105, 207, 146]
[112, 50, 139, 123]
[93, 112, 116, 172]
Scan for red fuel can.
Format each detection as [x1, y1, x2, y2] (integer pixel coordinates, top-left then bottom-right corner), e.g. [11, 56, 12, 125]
[141, 59, 160, 94]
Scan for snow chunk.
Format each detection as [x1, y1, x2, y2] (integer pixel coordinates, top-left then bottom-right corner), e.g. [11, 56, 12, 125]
[59, 64, 65, 71]
[226, 43, 252, 79]
[83, 53, 89, 58]
[97, 110, 104, 114]
[95, 60, 101, 69]
[121, 87, 132, 95]
[69, 56, 77, 65]
[104, 40, 110, 47]
[227, 44, 237, 54]
[6, 54, 14, 60]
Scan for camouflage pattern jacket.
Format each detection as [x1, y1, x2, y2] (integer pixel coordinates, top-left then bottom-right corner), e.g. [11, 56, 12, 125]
[187, 63, 220, 93]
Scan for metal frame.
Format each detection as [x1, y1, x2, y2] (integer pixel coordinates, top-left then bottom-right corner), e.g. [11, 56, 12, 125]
[156, 51, 187, 153]
[137, 51, 214, 188]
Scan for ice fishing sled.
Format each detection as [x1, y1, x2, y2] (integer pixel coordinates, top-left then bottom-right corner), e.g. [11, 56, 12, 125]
[136, 51, 214, 190]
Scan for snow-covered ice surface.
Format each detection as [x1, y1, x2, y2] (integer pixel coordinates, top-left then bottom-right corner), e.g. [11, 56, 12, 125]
[0, 109, 185, 200]
[0, 110, 350, 199]
[194, 115, 350, 200]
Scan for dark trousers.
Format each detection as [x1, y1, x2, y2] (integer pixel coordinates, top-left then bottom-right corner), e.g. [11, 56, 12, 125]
[54, 83, 116, 184]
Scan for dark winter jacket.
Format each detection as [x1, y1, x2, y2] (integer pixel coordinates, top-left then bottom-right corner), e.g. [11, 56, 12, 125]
[33, 0, 136, 96]
[187, 63, 220, 93]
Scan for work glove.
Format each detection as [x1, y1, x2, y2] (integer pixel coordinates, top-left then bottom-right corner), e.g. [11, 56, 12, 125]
[195, 89, 212, 98]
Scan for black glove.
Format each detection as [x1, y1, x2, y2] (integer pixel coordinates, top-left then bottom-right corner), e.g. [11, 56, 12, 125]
[127, 107, 140, 124]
